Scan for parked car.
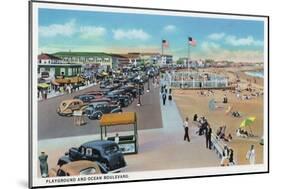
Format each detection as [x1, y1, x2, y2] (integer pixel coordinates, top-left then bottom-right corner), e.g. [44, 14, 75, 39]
[73, 94, 101, 103]
[57, 140, 127, 173]
[85, 91, 105, 97]
[119, 86, 139, 98]
[99, 80, 110, 88]
[49, 160, 104, 177]
[57, 99, 86, 116]
[105, 94, 131, 107]
[85, 101, 122, 120]
[104, 84, 122, 91]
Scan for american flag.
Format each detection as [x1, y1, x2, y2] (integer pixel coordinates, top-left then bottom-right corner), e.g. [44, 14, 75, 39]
[162, 39, 169, 48]
[188, 37, 196, 46]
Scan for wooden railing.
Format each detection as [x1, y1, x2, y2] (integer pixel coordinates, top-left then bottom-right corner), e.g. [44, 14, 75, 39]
[211, 134, 225, 158]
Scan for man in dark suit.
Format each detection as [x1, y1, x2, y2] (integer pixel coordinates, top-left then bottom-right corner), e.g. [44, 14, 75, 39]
[205, 124, 212, 149]
[162, 92, 167, 105]
[39, 152, 49, 178]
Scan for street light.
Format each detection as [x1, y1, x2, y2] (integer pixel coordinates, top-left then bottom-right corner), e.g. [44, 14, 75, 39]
[137, 74, 141, 106]
[147, 71, 150, 92]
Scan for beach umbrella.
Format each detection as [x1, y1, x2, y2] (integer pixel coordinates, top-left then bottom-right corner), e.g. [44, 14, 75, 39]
[38, 83, 50, 89]
[208, 99, 216, 111]
[240, 116, 256, 135]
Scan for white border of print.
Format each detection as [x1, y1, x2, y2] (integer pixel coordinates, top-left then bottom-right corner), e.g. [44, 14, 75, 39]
[31, 1, 268, 188]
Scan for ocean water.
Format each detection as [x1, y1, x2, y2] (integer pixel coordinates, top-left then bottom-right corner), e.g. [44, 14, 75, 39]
[244, 71, 264, 78]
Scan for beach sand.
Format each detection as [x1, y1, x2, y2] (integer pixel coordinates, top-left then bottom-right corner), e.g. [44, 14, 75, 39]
[173, 66, 264, 165]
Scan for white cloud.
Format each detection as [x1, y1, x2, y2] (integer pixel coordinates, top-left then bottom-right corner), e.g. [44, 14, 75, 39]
[163, 25, 176, 32]
[207, 33, 263, 47]
[197, 41, 263, 62]
[207, 33, 225, 40]
[201, 41, 221, 52]
[225, 35, 263, 46]
[80, 26, 107, 39]
[39, 19, 76, 37]
[112, 29, 150, 40]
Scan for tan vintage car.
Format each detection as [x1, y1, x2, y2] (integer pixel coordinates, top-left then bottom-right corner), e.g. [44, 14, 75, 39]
[49, 160, 102, 177]
[57, 99, 86, 116]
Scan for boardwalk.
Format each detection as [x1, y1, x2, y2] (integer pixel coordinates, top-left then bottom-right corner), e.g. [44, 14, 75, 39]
[125, 92, 219, 171]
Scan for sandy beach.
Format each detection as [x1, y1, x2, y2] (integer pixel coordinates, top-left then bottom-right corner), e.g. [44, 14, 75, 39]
[173, 66, 264, 165]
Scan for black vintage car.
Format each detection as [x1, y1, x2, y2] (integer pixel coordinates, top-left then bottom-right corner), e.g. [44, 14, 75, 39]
[99, 80, 110, 88]
[73, 94, 97, 103]
[57, 140, 127, 173]
[85, 101, 122, 120]
[119, 86, 140, 98]
[105, 94, 131, 107]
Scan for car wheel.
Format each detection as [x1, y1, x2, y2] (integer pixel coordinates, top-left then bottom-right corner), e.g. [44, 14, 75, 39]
[96, 112, 103, 120]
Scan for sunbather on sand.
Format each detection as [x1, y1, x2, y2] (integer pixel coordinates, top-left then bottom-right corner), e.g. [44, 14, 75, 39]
[236, 128, 248, 138]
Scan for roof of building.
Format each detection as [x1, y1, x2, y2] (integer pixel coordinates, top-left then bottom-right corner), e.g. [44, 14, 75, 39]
[53, 52, 112, 57]
[118, 54, 140, 59]
[99, 112, 137, 127]
[38, 53, 62, 60]
[140, 52, 160, 56]
[38, 64, 82, 67]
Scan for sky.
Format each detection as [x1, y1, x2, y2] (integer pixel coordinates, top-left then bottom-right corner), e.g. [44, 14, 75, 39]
[38, 8, 265, 62]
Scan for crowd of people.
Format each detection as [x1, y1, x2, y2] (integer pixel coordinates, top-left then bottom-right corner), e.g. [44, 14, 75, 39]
[183, 115, 213, 150]
[160, 84, 172, 106]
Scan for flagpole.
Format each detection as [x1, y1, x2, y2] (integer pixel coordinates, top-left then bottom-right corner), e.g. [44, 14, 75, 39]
[188, 42, 190, 72]
[161, 39, 164, 65]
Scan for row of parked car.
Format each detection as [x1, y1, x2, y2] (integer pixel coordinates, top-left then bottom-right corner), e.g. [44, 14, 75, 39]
[57, 76, 146, 120]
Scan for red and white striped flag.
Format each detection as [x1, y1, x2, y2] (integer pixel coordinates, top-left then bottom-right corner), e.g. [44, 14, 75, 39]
[162, 39, 169, 48]
[188, 37, 196, 46]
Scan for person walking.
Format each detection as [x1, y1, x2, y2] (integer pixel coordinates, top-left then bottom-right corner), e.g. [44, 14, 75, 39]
[228, 148, 235, 165]
[39, 152, 49, 178]
[246, 144, 256, 165]
[168, 88, 172, 101]
[223, 94, 228, 103]
[162, 92, 167, 106]
[114, 133, 120, 144]
[183, 117, 190, 142]
[220, 145, 229, 166]
[205, 124, 212, 149]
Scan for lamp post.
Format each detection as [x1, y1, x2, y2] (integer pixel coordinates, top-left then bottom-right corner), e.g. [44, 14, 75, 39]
[147, 71, 150, 92]
[137, 75, 141, 106]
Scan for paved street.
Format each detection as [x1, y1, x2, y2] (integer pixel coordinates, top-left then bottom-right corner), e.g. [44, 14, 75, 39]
[38, 82, 162, 140]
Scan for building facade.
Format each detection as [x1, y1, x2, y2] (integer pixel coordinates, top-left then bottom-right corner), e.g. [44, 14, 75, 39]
[53, 52, 113, 70]
[38, 53, 63, 64]
[38, 64, 82, 78]
[161, 55, 173, 64]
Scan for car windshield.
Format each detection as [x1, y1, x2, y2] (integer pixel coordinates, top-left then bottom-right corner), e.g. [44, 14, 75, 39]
[104, 145, 119, 155]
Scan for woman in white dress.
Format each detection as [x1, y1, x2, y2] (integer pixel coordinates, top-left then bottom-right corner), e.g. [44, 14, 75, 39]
[246, 144, 256, 165]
